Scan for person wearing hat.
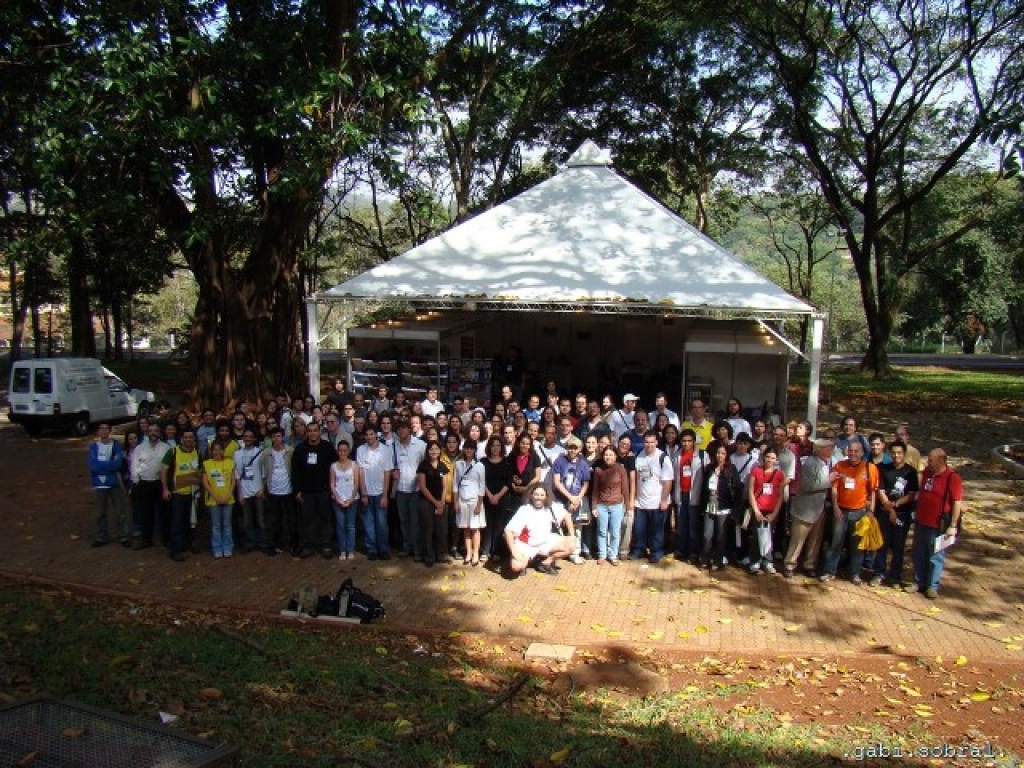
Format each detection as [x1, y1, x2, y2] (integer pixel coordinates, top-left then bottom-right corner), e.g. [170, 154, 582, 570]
[551, 435, 592, 562]
[605, 394, 638, 441]
[783, 437, 840, 578]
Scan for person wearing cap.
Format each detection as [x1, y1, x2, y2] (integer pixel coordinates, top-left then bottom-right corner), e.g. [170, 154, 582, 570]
[606, 394, 638, 440]
[783, 437, 839, 578]
[551, 435, 592, 562]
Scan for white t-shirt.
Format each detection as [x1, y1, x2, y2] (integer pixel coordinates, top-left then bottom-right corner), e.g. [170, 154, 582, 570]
[393, 437, 426, 493]
[506, 502, 567, 548]
[356, 442, 394, 496]
[634, 449, 674, 508]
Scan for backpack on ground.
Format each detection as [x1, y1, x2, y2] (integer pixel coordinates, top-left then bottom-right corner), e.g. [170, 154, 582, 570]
[336, 578, 385, 623]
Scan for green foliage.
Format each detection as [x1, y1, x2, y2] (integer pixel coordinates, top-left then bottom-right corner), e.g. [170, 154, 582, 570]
[734, 0, 1024, 374]
[900, 174, 1019, 351]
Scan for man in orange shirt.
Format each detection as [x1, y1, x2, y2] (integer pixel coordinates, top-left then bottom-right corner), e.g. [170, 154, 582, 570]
[820, 441, 879, 584]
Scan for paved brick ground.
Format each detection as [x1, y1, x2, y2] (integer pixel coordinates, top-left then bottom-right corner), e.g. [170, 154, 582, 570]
[3, 418, 1023, 661]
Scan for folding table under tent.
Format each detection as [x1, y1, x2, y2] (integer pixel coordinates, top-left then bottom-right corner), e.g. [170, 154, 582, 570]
[309, 141, 825, 423]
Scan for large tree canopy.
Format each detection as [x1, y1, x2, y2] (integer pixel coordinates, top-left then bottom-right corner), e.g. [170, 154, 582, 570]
[732, 0, 1024, 376]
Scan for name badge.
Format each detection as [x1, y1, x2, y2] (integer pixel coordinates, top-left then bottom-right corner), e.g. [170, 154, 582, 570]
[244, 467, 255, 480]
[762, 484, 773, 496]
[924, 478, 933, 492]
[682, 466, 692, 477]
[307, 453, 318, 465]
[844, 477, 856, 490]
[213, 471, 226, 488]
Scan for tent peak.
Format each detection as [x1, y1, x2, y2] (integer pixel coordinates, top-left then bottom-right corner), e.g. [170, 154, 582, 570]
[566, 140, 612, 168]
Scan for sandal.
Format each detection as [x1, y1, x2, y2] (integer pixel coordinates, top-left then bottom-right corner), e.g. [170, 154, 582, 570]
[471, 558, 480, 567]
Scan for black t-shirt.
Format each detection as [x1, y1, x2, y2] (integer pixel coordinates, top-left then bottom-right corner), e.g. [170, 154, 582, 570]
[483, 457, 510, 495]
[417, 459, 448, 502]
[881, 463, 919, 514]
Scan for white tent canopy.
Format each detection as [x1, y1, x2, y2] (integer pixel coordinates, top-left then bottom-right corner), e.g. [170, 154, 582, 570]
[324, 142, 813, 317]
[312, 141, 826, 422]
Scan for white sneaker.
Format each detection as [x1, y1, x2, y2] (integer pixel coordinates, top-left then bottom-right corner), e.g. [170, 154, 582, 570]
[763, 563, 777, 575]
[739, 556, 752, 567]
[569, 554, 583, 565]
[748, 562, 762, 574]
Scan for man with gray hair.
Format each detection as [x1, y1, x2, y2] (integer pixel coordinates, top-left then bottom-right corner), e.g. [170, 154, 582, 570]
[783, 437, 839, 578]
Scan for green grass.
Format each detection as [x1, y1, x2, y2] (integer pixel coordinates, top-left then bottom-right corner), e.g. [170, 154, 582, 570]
[789, 365, 1024, 409]
[0, 585, 1000, 768]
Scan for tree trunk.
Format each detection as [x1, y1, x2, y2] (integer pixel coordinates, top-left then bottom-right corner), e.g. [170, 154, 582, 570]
[67, 232, 96, 358]
[8, 256, 25, 362]
[111, 294, 124, 361]
[187, 222, 306, 409]
[30, 302, 41, 357]
[100, 304, 111, 359]
[859, 306, 893, 378]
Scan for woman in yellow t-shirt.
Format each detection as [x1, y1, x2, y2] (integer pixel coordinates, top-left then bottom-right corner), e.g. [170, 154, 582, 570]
[202, 442, 236, 558]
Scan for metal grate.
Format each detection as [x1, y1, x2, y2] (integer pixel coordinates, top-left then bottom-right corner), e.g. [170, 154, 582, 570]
[0, 697, 237, 767]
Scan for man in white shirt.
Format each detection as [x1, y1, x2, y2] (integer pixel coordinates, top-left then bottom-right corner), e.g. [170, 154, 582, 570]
[651, 392, 681, 429]
[357, 425, 394, 560]
[392, 419, 426, 559]
[261, 428, 294, 555]
[607, 394, 638, 440]
[534, 424, 566, 491]
[234, 428, 269, 554]
[420, 387, 445, 419]
[629, 430, 675, 563]
[504, 485, 575, 575]
[130, 423, 170, 550]
[725, 397, 752, 442]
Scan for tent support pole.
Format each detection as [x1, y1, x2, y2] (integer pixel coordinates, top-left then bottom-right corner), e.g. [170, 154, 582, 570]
[806, 314, 825, 426]
[306, 295, 321, 400]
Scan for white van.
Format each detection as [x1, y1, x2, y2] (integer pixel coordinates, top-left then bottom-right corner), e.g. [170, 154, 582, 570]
[8, 358, 155, 436]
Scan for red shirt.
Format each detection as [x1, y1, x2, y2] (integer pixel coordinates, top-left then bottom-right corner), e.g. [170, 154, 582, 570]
[678, 449, 695, 493]
[915, 467, 963, 528]
[750, 467, 785, 514]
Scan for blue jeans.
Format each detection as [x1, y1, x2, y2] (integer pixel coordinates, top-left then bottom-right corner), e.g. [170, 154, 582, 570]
[875, 512, 912, 582]
[912, 524, 947, 591]
[631, 507, 667, 559]
[361, 494, 389, 556]
[824, 507, 875, 578]
[676, 497, 702, 558]
[168, 493, 195, 558]
[208, 503, 234, 556]
[395, 491, 420, 556]
[241, 494, 267, 552]
[596, 502, 625, 561]
[333, 500, 357, 554]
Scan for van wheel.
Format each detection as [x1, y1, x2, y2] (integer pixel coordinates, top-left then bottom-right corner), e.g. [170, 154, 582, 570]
[71, 414, 90, 437]
[24, 424, 42, 437]
[137, 401, 151, 419]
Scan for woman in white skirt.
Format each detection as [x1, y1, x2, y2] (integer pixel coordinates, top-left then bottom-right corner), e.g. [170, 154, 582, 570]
[454, 439, 487, 565]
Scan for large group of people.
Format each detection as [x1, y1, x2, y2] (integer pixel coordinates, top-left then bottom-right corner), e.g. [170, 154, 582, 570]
[86, 376, 964, 598]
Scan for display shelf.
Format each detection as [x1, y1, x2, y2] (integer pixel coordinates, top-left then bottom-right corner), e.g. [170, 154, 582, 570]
[448, 357, 493, 407]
